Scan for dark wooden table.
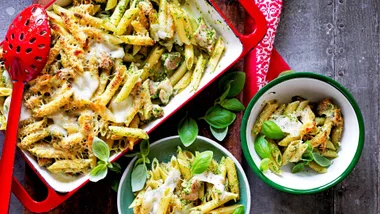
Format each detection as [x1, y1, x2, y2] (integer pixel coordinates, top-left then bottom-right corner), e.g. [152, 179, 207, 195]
[0, 0, 378, 213]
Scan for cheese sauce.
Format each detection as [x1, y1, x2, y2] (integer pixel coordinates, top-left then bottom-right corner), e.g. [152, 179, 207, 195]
[86, 42, 125, 60]
[271, 115, 302, 136]
[71, 72, 99, 101]
[109, 95, 134, 123]
[192, 171, 226, 199]
[144, 169, 181, 213]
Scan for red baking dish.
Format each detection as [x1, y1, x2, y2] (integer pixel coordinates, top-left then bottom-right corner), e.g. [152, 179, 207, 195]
[6, 0, 267, 212]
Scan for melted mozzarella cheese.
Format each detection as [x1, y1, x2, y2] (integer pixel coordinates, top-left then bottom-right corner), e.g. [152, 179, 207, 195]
[48, 124, 68, 137]
[109, 95, 134, 123]
[86, 42, 125, 60]
[3, 96, 31, 121]
[144, 169, 181, 213]
[192, 171, 226, 199]
[71, 72, 99, 100]
[271, 115, 302, 136]
[48, 113, 77, 137]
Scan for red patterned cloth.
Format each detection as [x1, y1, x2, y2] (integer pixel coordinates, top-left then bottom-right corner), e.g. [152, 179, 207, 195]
[244, 0, 290, 104]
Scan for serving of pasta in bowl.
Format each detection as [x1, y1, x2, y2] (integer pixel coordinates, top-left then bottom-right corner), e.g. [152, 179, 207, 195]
[241, 72, 364, 194]
[117, 136, 250, 214]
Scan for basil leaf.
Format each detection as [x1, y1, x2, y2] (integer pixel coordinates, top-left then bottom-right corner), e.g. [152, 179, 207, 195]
[301, 152, 313, 164]
[218, 71, 246, 97]
[144, 156, 151, 164]
[89, 164, 108, 182]
[261, 121, 285, 139]
[291, 162, 305, 173]
[278, 70, 295, 78]
[178, 116, 198, 147]
[202, 105, 236, 129]
[254, 135, 271, 159]
[221, 98, 245, 112]
[134, 157, 145, 167]
[124, 152, 139, 158]
[233, 205, 244, 214]
[111, 180, 120, 192]
[305, 140, 312, 153]
[131, 164, 147, 192]
[312, 152, 331, 167]
[215, 81, 231, 105]
[259, 158, 270, 172]
[140, 140, 150, 157]
[210, 125, 228, 141]
[191, 151, 213, 175]
[92, 137, 110, 162]
[109, 162, 122, 174]
[97, 160, 106, 165]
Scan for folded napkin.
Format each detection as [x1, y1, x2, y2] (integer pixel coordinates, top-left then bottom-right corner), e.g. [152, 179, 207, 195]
[244, 0, 290, 104]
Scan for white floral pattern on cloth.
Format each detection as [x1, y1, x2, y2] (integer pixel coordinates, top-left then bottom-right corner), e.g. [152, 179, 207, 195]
[254, 0, 283, 88]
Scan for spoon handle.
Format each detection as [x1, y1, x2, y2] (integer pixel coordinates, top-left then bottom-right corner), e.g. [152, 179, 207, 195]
[0, 81, 25, 213]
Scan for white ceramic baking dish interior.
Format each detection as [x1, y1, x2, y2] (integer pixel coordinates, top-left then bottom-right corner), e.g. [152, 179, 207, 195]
[17, 0, 265, 193]
[241, 72, 364, 194]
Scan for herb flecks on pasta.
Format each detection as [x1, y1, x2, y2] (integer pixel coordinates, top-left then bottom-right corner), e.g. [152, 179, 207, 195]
[252, 97, 344, 174]
[130, 148, 242, 214]
[0, 0, 225, 175]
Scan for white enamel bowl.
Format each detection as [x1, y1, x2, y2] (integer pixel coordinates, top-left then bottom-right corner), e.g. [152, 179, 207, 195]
[241, 72, 364, 194]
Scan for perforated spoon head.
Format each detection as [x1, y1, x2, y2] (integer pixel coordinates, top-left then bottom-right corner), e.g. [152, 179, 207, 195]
[2, 4, 51, 82]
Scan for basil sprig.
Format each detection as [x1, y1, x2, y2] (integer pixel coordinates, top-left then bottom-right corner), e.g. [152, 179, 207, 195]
[178, 71, 246, 145]
[130, 140, 151, 192]
[191, 151, 213, 175]
[89, 137, 122, 182]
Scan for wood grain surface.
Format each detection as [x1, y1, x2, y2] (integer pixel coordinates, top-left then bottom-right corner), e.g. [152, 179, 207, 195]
[0, 0, 378, 213]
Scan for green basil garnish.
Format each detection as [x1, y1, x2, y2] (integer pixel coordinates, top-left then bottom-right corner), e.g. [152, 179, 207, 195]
[291, 162, 305, 173]
[259, 158, 270, 172]
[89, 137, 123, 182]
[92, 137, 110, 162]
[201, 105, 236, 129]
[210, 125, 228, 141]
[254, 135, 271, 159]
[140, 139, 150, 157]
[233, 205, 244, 214]
[89, 163, 108, 182]
[131, 164, 148, 192]
[178, 115, 198, 147]
[218, 71, 246, 97]
[261, 121, 285, 139]
[312, 152, 331, 167]
[191, 151, 213, 175]
[220, 98, 245, 112]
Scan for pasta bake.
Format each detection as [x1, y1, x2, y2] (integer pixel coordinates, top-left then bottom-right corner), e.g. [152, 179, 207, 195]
[129, 148, 243, 214]
[0, 0, 225, 175]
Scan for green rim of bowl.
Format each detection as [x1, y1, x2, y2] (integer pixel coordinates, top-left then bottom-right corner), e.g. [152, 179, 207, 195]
[240, 72, 365, 194]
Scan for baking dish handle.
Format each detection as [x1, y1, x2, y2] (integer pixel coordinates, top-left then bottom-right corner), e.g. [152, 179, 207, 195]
[238, 0, 268, 56]
[210, 0, 267, 56]
[12, 175, 75, 213]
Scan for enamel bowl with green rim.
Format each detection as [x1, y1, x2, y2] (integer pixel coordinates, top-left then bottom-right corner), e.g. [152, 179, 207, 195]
[241, 72, 364, 194]
[118, 136, 251, 213]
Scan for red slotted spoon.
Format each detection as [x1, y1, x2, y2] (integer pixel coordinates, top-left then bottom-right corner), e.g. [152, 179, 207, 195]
[0, 5, 51, 213]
